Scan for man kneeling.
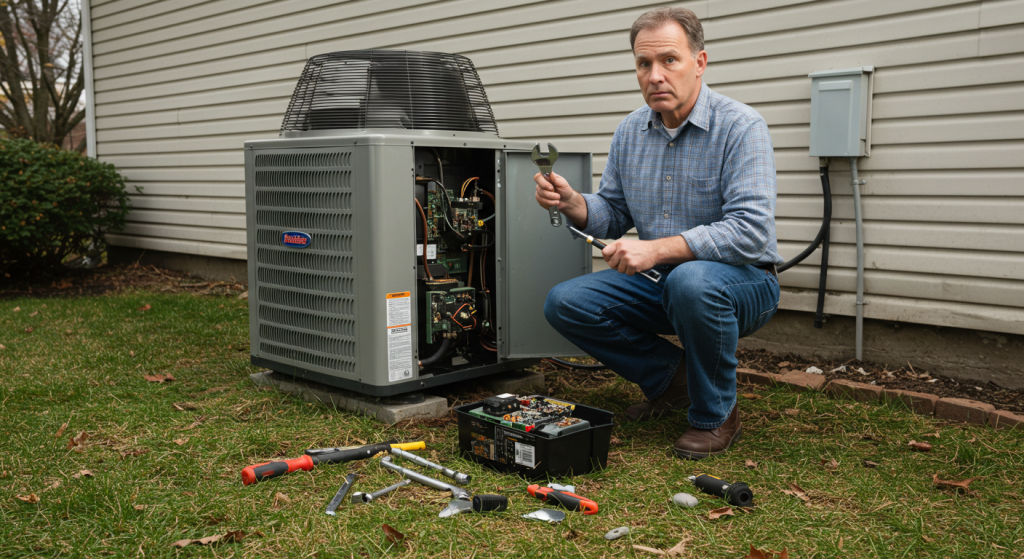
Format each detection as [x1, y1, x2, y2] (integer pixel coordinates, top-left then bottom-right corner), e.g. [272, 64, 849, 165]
[535, 7, 782, 460]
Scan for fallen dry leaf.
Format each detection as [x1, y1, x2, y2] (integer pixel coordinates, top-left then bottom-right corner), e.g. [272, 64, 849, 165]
[54, 422, 68, 438]
[12, 306, 20, 312]
[120, 449, 149, 459]
[632, 545, 665, 555]
[67, 431, 90, 451]
[173, 438, 189, 446]
[139, 304, 152, 311]
[16, 494, 40, 504]
[781, 483, 809, 503]
[25, 327, 34, 333]
[744, 544, 790, 559]
[741, 393, 762, 400]
[745, 459, 758, 469]
[933, 474, 981, 493]
[783, 409, 801, 416]
[29, 311, 38, 317]
[44, 480, 61, 491]
[908, 440, 932, 452]
[666, 537, 689, 557]
[172, 402, 200, 411]
[72, 470, 94, 479]
[777, 361, 790, 368]
[170, 530, 254, 548]
[180, 415, 208, 430]
[821, 458, 839, 471]
[273, 492, 291, 508]
[610, 436, 622, 445]
[382, 524, 405, 545]
[0, 344, 5, 350]
[144, 373, 176, 383]
[708, 506, 735, 520]
[863, 460, 880, 468]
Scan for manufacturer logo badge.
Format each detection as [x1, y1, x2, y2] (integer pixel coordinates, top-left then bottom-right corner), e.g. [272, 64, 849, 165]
[281, 231, 312, 249]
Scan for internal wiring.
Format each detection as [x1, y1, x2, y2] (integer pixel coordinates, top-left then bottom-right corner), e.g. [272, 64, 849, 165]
[478, 189, 496, 221]
[429, 147, 445, 189]
[414, 198, 433, 280]
[460, 176, 480, 198]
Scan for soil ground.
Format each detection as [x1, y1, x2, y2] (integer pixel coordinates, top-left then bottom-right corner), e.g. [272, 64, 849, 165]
[4, 262, 1022, 414]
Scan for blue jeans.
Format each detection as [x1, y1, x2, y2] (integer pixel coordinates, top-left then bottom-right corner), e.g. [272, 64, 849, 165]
[544, 261, 780, 429]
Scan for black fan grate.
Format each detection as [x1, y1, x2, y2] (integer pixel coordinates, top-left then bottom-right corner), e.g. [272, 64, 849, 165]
[281, 50, 499, 134]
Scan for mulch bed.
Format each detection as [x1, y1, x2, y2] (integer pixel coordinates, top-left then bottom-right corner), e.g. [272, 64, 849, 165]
[4, 262, 1022, 414]
[0, 262, 246, 300]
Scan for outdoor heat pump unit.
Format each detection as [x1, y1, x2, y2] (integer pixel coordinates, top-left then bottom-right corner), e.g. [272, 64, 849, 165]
[245, 50, 592, 396]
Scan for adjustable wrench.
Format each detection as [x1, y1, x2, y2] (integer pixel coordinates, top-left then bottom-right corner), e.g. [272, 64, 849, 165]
[532, 143, 562, 227]
[567, 224, 662, 284]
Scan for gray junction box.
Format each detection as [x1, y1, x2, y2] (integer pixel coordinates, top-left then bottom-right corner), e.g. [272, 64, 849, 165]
[808, 66, 874, 157]
[244, 51, 592, 397]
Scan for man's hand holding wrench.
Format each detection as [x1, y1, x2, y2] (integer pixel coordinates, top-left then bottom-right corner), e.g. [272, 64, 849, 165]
[533, 143, 664, 283]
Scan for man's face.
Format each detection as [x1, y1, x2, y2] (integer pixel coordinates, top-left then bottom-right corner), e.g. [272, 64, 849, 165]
[634, 22, 707, 127]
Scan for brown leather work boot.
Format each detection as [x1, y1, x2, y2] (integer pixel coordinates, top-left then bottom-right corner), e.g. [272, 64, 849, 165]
[672, 404, 742, 460]
[624, 362, 690, 422]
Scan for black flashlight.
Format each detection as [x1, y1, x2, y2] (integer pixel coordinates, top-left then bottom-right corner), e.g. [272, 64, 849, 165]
[688, 473, 754, 507]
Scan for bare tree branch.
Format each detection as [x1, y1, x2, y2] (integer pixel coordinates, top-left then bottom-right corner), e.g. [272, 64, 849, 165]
[0, 0, 85, 146]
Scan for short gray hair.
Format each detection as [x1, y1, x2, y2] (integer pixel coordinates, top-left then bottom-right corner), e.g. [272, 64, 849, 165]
[629, 7, 704, 56]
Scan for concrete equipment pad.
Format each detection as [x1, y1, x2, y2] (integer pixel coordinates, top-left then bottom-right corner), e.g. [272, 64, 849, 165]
[250, 371, 448, 424]
[478, 370, 546, 395]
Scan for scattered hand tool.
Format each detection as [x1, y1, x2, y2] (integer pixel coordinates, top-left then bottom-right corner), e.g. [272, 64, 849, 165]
[688, 473, 754, 507]
[241, 441, 394, 485]
[325, 473, 357, 516]
[438, 493, 509, 518]
[390, 447, 471, 485]
[566, 224, 663, 284]
[351, 478, 412, 504]
[305, 441, 425, 456]
[532, 143, 563, 227]
[380, 456, 471, 517]
[527, 484, 599, 515]
[522, 509, 565, 523]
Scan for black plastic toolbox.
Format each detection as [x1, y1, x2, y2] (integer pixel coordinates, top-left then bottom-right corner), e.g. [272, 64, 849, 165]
[455, 395, 614, 478]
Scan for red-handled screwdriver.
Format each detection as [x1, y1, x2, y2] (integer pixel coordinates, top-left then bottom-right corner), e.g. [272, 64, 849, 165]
[241, 442, 393, 485]
[527, 484, 599, 515]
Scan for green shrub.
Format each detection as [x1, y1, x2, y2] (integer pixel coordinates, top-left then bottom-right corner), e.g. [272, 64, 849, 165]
[0, 138, 134, 276]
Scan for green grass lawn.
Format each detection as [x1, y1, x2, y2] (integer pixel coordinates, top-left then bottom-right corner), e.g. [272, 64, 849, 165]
[0, 288, 1022, 558]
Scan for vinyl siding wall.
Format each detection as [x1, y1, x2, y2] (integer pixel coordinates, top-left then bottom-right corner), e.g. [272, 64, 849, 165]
[88, 0, 1024, 334]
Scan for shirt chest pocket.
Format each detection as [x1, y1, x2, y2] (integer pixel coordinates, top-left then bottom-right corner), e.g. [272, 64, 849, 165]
[677, 175, 722, 216]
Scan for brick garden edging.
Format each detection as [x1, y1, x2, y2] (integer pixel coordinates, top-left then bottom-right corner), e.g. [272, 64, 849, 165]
[737, 368, 1024, 430]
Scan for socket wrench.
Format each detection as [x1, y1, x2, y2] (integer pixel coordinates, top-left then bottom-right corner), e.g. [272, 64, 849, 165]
[380, 456, 470, 501]
[390, 448, 472, 485]
[350, 478, 412, 504]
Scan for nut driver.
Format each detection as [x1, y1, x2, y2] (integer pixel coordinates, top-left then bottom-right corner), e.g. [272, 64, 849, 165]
[567, 224, 662, 284]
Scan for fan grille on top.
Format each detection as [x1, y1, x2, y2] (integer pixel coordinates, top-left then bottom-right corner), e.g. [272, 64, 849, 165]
[280, 50, 499, 134]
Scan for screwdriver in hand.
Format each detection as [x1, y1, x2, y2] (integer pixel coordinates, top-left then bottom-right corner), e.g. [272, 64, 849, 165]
[241, 441, 394, 486]
[566, 225, 662, 284]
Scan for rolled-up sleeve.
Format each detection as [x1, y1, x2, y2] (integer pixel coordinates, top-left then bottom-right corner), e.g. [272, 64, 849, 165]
[580, 126, 634, 240]
[681, 117, 777, 264]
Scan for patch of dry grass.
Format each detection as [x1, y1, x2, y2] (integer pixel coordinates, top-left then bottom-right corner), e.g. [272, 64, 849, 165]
[1, 291, 1022, 558]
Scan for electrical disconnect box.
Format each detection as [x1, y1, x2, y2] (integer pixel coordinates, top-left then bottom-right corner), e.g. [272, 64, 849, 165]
[808, 66, 873, 157]
[244, 50, 592, 397]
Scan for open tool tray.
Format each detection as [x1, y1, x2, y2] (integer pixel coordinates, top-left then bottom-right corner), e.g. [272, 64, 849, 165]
[455, 394, 614, 478]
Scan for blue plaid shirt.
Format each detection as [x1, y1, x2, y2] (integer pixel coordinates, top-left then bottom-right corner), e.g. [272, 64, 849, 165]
[581, 81, 783, 266]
